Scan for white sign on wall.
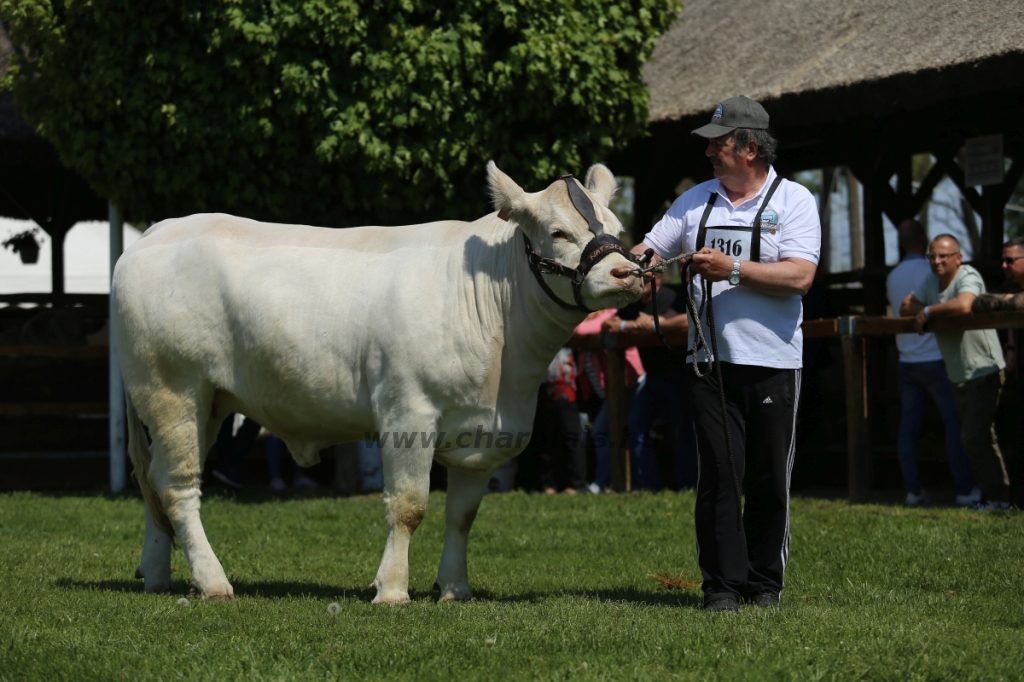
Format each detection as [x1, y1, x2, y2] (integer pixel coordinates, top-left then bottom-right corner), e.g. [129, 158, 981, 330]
[963, 134, 1004, 187]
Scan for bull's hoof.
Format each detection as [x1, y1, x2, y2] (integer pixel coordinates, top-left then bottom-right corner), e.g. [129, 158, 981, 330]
[372, 590, 411, 607]
[200, 583, 235, 601]
[437, 583, 473, 602]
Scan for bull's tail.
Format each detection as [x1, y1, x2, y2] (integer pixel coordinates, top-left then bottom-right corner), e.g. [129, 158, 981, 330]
[125, 390, 175, 539]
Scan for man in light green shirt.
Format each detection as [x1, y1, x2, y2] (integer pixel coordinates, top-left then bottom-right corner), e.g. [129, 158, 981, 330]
[901, 234, 1010, 507]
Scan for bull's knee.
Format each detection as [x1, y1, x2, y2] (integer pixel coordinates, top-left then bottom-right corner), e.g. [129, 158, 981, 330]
[385, 492, 428, 535]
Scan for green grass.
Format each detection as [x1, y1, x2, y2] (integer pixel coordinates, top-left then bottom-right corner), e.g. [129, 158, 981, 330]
[1, 490, 1022, 681]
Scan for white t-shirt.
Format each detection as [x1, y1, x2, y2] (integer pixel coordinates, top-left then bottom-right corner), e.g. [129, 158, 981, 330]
[885, 254, 943, 363]
[644, 166, 820, 369]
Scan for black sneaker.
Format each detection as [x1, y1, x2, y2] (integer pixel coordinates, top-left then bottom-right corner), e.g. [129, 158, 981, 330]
[750, 592, 780, 607]
[702, 596, 738, 613]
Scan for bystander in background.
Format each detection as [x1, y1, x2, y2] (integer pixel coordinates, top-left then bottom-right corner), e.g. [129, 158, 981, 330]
[573, 310, 644, 493]
[972, 235, 1024, 508]
[886, 220, 976, 506]
[603, 272, 697, 489]
[535, 348, 587, 494]
[901, 234, 1010, 509]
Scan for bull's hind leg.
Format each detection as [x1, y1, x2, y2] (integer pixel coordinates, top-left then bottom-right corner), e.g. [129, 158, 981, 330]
[371, 420, 435, 606]
[147, 388, 234, 600]
[136, 504, 173, 592]
[435, 467, 490, 601]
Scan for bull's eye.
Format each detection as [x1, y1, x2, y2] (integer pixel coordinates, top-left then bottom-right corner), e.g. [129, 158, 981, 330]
[551, 230, 568, 241]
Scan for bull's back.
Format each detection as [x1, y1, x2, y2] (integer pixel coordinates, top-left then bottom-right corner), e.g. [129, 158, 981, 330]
[112, 213, 507, 430]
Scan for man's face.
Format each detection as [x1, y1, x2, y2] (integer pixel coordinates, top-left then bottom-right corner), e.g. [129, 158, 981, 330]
[1002, 245, 1024, 286]
[705, 133, 749, 183]
[926, 238, 962, 279]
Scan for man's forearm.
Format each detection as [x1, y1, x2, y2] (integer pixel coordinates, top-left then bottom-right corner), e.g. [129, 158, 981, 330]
[925, 294, 974, 317]
[973, 292, 1024, 313]
[737, 258, 815, 296]
[900, 294, 924, 316]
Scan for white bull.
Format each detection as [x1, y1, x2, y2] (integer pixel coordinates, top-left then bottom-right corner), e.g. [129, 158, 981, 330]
[113, 162, 643, 604]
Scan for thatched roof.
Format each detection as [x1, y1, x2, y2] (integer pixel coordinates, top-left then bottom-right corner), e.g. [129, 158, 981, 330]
[646, 0, 1024, 124]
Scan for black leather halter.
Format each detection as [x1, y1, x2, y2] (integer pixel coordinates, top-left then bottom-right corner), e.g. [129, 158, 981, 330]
[522, 174, 636, 313]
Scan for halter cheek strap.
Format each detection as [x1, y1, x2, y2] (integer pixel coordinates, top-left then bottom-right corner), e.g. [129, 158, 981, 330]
[521, 174, 637, 313]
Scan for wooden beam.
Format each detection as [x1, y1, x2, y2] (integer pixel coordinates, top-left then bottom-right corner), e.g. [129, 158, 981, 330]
[0, 345, 108, 359]
[908, 160, 946, 218]
[998, 152, 1024, 207]
[940, 156, 985, 217]
[856, 310, 1024, 335]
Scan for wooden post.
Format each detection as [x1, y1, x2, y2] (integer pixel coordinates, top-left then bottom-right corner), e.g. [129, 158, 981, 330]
[981, 185, 1005, 262]
[605, 340, 630, 492]
[820, 167, 835, 273]
[109, 202, 126, 493]
[847, 169, 863, 271]
[50, 224, 66, 295]
[841, 317, 869, 503]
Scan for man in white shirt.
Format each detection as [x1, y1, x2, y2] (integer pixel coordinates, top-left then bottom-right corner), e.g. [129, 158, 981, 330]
[901, 234, 1010, 509]
[886, 219, 976, 507]
[632, 96, 820, 612]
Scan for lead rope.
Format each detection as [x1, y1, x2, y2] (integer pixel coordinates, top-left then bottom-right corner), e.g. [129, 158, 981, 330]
[640, 252, 743, 532]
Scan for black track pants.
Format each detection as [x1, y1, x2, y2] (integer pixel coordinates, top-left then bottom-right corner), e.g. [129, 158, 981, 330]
[690, 362, 800, 602]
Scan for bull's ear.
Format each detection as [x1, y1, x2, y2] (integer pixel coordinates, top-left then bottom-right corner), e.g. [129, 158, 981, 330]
[584, 163, 617, 207]
[487, 161, 528, 221]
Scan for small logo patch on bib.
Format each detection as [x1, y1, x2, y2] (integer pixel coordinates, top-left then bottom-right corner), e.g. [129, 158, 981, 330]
[760, 209, 779, 234]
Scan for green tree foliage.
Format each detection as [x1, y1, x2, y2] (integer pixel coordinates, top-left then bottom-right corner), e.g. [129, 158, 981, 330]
[1, 0, 679, 226]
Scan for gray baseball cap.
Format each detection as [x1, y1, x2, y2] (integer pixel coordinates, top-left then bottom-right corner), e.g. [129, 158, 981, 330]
[691, 96, 770, 138]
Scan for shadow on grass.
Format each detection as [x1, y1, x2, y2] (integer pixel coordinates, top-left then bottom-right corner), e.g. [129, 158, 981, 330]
[54, 577, 702, 608]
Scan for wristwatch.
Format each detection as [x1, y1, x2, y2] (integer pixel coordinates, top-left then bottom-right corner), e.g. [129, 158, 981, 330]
[728, 259, 741, 286]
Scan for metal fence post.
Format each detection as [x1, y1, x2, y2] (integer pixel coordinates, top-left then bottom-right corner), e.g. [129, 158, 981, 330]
[109, 202, 126, 493]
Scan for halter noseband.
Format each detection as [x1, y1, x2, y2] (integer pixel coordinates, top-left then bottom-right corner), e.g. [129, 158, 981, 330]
[522, 174, 636, 313]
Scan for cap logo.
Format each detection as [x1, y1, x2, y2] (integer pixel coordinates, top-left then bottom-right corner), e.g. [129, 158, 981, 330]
[711, 104, 723, 122]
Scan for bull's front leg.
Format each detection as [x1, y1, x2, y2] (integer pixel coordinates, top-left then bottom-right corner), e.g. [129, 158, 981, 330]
[435, 467, 491, 601]
[371, 421, 434, 606]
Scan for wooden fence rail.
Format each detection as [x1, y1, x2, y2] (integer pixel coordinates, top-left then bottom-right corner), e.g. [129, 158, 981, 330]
[568, 310, 1024, 499]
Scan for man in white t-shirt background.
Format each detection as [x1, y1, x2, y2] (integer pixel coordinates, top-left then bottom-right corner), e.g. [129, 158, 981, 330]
[901, 234, 1010, 509]
[885, 219, 977, 507]
[632, 96, 820, 612]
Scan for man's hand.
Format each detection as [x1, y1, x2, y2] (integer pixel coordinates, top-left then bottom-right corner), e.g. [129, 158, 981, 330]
[631, 242, 661, 283]
[690, 248, 733, 282]
[913, 308, 929, 334]
[632, 312, 655, 332]
[602, 315, 623, 333]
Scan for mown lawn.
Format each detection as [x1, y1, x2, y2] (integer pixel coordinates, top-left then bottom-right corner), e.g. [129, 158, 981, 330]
[1, 489, 1022, 681]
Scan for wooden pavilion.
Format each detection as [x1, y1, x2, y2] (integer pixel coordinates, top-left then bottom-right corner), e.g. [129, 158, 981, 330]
[614, 0, 1024, 311]
[0, 26, 107, 300]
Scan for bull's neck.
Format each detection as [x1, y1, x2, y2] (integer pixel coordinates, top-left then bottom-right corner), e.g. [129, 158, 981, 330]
[501, 222, 588, 363]
[457, 216, 587, 382]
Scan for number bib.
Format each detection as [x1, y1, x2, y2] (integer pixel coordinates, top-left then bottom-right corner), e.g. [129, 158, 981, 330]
[695, 176, 783, 265]
[704, 226, 751, 261]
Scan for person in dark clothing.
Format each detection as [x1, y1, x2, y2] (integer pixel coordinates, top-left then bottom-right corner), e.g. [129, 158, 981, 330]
[536, 348, 587, 494]
[209, 414, 262, 488]
[632, 96, 821, 612]
[604, 272, 697, 489]
[972, 236, 1024, 508]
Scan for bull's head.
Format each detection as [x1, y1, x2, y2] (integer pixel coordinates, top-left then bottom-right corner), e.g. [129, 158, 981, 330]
[487, 161, 644, 312]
